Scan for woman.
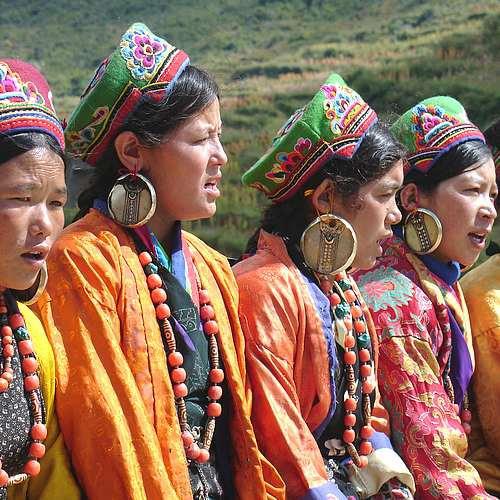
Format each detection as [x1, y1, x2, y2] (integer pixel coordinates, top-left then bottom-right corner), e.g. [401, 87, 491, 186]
[355, 97, 497, 499]
[461, 119, 500, 496]
[234, 73, 415, 499]
[34, 23, 284, 499]
[0, 59, 80, 499]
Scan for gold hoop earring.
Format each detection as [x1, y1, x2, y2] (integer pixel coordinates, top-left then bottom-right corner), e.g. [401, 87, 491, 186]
[403, 208, 442, 255]
[300, 214, 357, 275]
[107, 173, 156, 227]
[11, 262, 48, 305]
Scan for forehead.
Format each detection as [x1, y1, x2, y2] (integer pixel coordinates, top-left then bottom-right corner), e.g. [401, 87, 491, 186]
[453, 158, 496, 184]
[0, 147, 65, 183]
[179, 99, 221, 130]
[362, 160, 405, 192]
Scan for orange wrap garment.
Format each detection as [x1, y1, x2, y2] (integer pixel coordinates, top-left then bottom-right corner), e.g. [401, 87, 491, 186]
[234, 231, 408, 499]
[34, 210, 284, 500]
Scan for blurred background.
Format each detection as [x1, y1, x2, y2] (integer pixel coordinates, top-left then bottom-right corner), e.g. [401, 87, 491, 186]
[2, 0, 499, 257]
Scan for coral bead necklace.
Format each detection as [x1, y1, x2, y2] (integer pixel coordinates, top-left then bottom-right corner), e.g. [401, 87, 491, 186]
[318, 273, 374, 469]
[0, 292, 47, 488]
[139, 251, 223, 464]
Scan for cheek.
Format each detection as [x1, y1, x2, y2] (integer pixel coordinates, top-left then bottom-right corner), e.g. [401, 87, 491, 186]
[0, 209, 27, 242]
[51, 210, 65, 235]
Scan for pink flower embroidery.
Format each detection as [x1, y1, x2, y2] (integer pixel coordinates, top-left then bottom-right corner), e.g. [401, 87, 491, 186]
[132, 34, 164, 69]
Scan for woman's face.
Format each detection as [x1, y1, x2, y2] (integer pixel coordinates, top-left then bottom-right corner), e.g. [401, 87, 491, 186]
[141, 98, 227, 238]
[419, 158, 497, 266]
[336, 160, 404, 271]
[0, 147, 66, 290]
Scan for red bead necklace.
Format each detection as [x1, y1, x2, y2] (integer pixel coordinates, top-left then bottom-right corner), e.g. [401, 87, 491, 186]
[319, 273, 374, 468]
[139, 251, 224, 464]
[0, 293, 47, 487]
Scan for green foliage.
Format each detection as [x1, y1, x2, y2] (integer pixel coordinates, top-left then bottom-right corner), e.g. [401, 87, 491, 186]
[3, 0, 499, 257]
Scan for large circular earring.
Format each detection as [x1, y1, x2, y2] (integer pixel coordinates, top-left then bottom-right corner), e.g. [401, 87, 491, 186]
[300, 214, 357, 275]
[107, 173, 156, 227]
[11, 262, 48, 305]
[403, 208, 442, 255]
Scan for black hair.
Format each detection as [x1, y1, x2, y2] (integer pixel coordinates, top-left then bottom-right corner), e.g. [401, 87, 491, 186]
[0, 132, 65, 166]
[76, 65, 219, 219]
[403, 140, 493, 192]
[245, 121, 406, 253]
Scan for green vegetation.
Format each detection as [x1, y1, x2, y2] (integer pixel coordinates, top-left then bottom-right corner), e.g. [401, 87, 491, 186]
[2, 0, 499, 257]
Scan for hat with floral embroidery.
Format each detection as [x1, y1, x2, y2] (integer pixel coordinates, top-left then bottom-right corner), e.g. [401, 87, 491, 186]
[0, 59, 64, 149]
[65, 22, 189, 166]
[242, 73, 378, 203]
[391, 96, 485, 175]
[483, 119, 500, 180]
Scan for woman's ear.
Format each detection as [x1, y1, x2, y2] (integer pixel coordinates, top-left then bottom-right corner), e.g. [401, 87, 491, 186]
[114, 131, 144, 173]
[399, 183, 420, 212]
[311, 178, 335, 214]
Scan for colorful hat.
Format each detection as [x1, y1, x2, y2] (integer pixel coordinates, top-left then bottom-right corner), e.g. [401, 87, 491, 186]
[65, 23, 190, 166]
[391, 96, 485, 175]
[483, 119, 500, 180]
[242, 73, 378, 203]
[0, 59, 64, 149]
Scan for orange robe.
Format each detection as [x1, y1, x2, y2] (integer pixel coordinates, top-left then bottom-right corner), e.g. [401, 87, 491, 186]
[461, 254, 500, 496]
[34, 209, 285, 500]
[234, 231, 414, 499]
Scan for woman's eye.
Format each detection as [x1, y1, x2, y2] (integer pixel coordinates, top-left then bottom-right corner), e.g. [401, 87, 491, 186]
[13, 197, 30, 202]
[50, 200, 65, 208]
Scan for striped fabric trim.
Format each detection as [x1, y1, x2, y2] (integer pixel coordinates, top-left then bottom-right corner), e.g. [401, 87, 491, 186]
[0, 105, 64, 147]
[408, 123, 484, 173]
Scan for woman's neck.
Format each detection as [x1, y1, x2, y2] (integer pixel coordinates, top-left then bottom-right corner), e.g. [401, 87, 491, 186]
[148, 212, 176, 253]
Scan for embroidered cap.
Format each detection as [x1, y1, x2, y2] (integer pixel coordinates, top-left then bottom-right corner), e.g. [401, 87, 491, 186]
[0, 59, 64, 149]
[391, 96, 485, 175]
[65, 22, 190, 166]
[242, 73, 378, 203]
[483, 119, 500, 180]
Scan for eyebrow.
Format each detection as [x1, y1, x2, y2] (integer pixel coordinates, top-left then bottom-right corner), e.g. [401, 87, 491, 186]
[378, 180, 401, 190]
[5, 183, 67, 196]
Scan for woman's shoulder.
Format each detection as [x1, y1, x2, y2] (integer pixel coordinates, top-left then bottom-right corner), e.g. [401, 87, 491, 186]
[51, 210, 128, 264]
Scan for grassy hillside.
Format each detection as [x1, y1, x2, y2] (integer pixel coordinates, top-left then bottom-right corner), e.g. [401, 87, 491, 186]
[2, 0, 500, 256]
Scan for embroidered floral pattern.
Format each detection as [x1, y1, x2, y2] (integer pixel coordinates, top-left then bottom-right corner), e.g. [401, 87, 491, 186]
[355, 238, 489, 499]
[66, 106, 109, 155]
[411, 104, 460, 149]
[120, 24, 168, 81]
[0, 62, 44, 105]
[265, 137, 312, 183]
[356, 265, 414, 313]
[320, 84, 364, 135]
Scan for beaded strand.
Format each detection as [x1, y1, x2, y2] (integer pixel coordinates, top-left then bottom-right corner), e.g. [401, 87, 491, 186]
[0, 293, 47, 487]
[319, 274, 374, 468]
[138, 251, 224, 464]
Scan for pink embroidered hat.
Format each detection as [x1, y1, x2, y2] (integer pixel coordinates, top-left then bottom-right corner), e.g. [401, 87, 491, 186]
[65, 22, 189, 166]
[0, 59, 64, 148]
